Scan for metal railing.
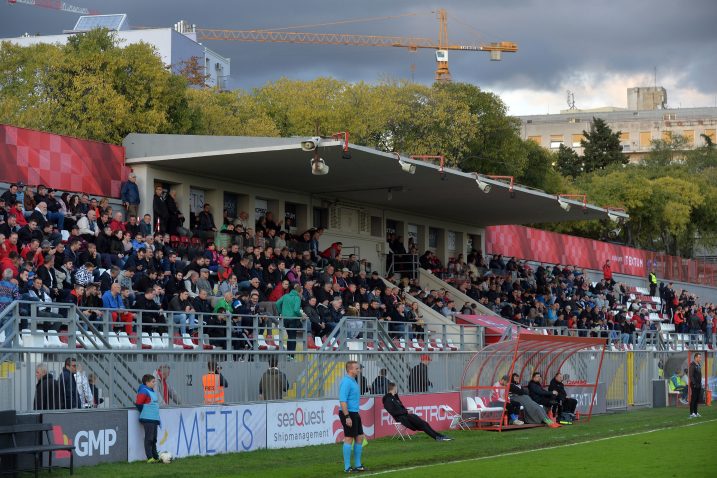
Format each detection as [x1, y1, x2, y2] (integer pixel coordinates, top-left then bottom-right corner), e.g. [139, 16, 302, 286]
[387, 253, 419, 279]
[0, 349, 474, 413]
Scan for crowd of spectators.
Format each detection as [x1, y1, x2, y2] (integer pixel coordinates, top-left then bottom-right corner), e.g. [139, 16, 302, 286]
[387, 247, 715, 348]
[0, 182, 431, 351]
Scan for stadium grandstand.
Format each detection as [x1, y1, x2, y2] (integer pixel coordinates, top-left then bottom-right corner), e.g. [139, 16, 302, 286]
[0, 123, 714, 470]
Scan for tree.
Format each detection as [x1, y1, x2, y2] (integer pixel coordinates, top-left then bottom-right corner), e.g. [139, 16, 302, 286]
[555, 144, 583, 178]
[177, 56, 210, 87]
[641, 134, 689, 170]
[186, 88, 279, 136]
[580, 117, 628, 173]
[0, 29, 194, 143]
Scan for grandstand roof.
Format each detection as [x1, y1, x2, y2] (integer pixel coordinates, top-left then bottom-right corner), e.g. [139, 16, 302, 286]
[123, 133, 627, 227]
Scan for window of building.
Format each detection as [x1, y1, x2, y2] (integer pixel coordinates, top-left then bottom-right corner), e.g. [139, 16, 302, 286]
[428, 227, 439, 249]
[550, 134, 564, 149]
[571, 134, 584, 148]
[705, 129, 717, 143]
[662, 131, 672, 142]
[619, 132, 630, 142]
[370, 216, 383, 238]
[639, 131, 652, 147]
[447, 231, 457, 251]
[312, 207, 328, 229]
[527, 136, 541, 144]
[683, 130, 695, 145]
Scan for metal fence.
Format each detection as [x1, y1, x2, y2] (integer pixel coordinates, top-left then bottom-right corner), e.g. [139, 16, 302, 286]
[0, 349, 474, 414]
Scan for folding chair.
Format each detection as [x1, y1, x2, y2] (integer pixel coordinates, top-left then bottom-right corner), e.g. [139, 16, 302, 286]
[440, 405, 470, 430]
[391, 419, 413, 441]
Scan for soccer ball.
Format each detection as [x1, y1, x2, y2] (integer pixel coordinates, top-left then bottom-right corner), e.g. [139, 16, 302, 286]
[158, 451, 172, 464]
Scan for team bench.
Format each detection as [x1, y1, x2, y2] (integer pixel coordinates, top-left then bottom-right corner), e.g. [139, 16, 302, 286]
[0, 423, 74, 477]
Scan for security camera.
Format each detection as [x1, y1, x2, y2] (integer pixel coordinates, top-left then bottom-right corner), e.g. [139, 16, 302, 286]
[475, 179, 491, 194]
[399, 159, 416, 174]
[301, 137, 321, 152]
[558, 198, 571, 212]
[310, 156, 329, 175]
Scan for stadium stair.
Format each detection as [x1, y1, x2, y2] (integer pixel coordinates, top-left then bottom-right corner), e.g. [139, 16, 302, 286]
[418, 268, 499, 317]
[380, 277, 474, 347]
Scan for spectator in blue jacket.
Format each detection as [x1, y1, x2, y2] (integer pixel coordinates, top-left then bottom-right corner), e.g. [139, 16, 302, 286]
[135, 374, 161, 463]
[120, 173, 140, 222]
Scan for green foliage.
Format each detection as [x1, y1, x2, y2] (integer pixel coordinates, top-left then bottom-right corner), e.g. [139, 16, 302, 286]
[641, 134, 689, 170]
[0, 29, 194, 143]
[555, 144, 583, 178]
[187, 88, 279, 137]
[580, 117, 628, 173]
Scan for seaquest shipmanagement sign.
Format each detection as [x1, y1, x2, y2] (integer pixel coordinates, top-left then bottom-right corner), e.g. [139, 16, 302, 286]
[266, 400, 334, 449]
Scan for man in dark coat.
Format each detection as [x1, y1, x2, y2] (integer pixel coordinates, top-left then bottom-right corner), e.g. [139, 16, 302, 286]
[152, 185, 169, 234]
[34, 364, 57, 410]
[408, 355, 432, 393]
[58, 358, 80, 409]
[382, 382, 451, 441]
[528, 372, 558, 412]
[688, 353, 703, 418]
[133, 287, 165, 334]
[548, 372, 578, 416]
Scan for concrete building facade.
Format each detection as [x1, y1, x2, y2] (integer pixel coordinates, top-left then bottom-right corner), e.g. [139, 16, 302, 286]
[519, 89, 717, 162]
[1, 21, 231, 89]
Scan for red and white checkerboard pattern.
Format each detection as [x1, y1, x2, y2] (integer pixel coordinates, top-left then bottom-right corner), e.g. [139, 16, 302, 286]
[1, 124, 128, 197]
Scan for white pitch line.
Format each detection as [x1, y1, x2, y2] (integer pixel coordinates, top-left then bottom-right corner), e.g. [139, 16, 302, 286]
[362, 418, 717, 476]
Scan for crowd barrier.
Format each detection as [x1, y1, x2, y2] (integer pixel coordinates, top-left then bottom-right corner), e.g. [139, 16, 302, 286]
[17, 392, 462, 467]
[5, 350, 713, 469]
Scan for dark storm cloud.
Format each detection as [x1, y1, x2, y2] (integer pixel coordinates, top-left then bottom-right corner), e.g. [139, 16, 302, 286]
[1, 0, 715, 98]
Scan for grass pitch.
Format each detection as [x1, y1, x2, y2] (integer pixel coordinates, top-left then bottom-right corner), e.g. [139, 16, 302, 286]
[45, 407, 716, 477]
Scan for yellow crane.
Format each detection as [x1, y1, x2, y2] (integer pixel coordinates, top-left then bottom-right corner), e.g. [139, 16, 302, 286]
[189, 9, 517, 82]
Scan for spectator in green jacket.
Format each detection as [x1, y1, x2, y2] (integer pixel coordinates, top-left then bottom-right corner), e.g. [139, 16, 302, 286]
[276, 284, 303, 354]
[669, 369, 688, 404]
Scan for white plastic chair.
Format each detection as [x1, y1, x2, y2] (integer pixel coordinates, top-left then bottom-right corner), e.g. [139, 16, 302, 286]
[141, 332, 153, 349]
[107, 332, 121, 349]
[151, 332, 165, 349]
[118, 331, 133, 348]
[181, 333, 197, 350]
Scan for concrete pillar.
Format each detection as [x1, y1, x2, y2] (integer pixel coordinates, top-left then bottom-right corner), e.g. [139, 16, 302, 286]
[171, 182, 192, 229]
[131, 164, 155, 219]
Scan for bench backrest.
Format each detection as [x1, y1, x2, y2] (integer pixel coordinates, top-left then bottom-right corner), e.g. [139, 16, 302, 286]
[0, 423, 53, 435]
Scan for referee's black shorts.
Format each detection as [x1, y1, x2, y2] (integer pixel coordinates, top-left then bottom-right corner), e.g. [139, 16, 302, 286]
[339, 411, 363, 438]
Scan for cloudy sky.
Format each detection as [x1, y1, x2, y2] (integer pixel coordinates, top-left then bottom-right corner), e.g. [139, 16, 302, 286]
[1, 0, 716, 115]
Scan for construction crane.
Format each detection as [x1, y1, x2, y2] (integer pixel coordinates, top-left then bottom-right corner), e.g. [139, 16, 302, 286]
[7, 0, 99, 15]
[188, 9, 517, 82]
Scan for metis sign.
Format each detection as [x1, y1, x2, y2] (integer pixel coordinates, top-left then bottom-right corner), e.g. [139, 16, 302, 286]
[127, 405, 266, 461]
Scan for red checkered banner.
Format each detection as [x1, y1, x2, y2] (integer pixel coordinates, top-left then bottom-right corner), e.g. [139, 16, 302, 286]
[0, 124, 127, 197]
[484, 225, 717, 286]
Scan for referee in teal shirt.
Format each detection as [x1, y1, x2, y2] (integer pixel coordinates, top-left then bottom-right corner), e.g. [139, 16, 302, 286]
[339, 360, 366, 473]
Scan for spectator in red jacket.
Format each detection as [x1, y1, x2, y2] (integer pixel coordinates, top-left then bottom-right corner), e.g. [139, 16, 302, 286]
[602, 260, 614, 286]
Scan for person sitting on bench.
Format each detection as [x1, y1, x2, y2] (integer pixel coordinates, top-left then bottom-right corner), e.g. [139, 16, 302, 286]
[548, 372, 578, 418]
[528, 372, 558, 413]
[509, 373, 560, 428]
[382, 382, 452, 441]
[490, 375, 523, 425]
